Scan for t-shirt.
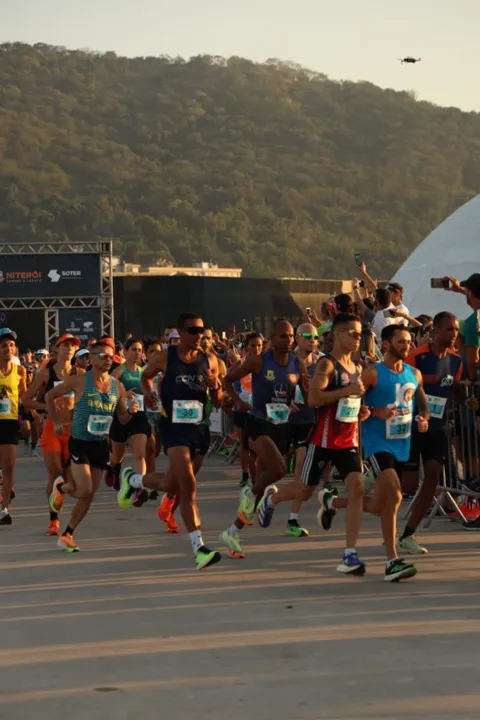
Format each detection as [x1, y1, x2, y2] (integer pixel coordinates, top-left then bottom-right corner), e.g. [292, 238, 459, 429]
[372, 304, 400, 343]
[463, 310, 480, 348]
[395, 302, 410, 327]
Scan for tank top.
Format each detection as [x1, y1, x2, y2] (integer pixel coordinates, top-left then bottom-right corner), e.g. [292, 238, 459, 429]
[362, 362, 418, 462]
[71, 371, 119, 442]
[160, 346, 210, 424]
[45, 365, 76, 410]
[250, 350, 300, 423]
[118, 365, 142, 393]
[0, 363, 19, 420]
[310, 355, 361, 449]
[289, 356, 317, 426]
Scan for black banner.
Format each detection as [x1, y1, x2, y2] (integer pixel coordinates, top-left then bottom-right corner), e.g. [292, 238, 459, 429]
[59, 309, 101, 343]
[0, 254, 101, 298]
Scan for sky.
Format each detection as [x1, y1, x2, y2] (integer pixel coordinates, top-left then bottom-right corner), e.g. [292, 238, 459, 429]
[3, 0, 480, 112]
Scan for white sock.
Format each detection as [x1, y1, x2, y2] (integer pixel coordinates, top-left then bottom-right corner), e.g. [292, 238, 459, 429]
[288, 513, 298, 522]
[189, 529, 203, 555]
[129, 473, 144, 489]
[0, 509, 9, 519]
[228, 524, 240, 536]
[386, 557, 398, 568]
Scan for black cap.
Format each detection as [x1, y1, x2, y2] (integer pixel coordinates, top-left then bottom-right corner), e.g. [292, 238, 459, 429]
[387, 282, 403, 293]
[460, 274, 480, 298]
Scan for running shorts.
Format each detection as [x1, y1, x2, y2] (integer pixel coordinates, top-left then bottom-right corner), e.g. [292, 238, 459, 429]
[368, 452, 404, 479]
[109, 411, 151, 443]
[69, 436, 109, 470]
[232, 410, 249, 430]
[404, 425, 449, 471]
[301, 445, 361, 486]
[289, 423, 313, 450]
[41, 418, 71, 463]
[160, 418, 211, 460]
[0, 419, 19, 446]
[243, 415, 291, 456]
[19, 406, 34, 423]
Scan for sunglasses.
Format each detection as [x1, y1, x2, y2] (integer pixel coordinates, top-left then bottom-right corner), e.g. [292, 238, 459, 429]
[343, 329, 362, 340]
[93, 352, 114, 360]
[300, 333, 319, 340]
[185, 326, 205, 336]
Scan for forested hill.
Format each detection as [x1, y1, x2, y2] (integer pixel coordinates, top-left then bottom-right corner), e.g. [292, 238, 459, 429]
[1, 43, 479, 279]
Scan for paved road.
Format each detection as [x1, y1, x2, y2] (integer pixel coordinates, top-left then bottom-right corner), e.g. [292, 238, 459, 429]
[2, 454, 480, 719]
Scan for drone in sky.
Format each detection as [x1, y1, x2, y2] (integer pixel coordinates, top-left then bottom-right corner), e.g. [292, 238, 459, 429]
[399, 57, 422, 65]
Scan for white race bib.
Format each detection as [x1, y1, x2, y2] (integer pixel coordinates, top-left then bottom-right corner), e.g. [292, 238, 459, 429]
[386, 412, 412, 440]
[294, 385, 305, 404]
[266, 402, 290, 425]
[239, 390, 252, 404]
[87, 414, 113, 437]
[172, 399, 203, 424]
[335, 396, 361, 423]
[128, 393, 144, 412]
[0, 398, 11, 415]
[426, 394, 447, 419]
[54, 380, 74, 397]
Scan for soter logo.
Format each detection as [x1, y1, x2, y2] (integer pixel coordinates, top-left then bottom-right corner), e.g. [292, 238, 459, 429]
[48, 269, 61, 282]
[48, 269, 82, 282]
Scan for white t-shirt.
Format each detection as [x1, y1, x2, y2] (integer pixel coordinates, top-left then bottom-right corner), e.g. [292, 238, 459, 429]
[395, 302, 410, 327]
[372, 304, 401, 342]
[11, 356, 20, 366]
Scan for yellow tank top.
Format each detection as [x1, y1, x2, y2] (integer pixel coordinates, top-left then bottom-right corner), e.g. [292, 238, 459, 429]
[0, 363, 19, 420]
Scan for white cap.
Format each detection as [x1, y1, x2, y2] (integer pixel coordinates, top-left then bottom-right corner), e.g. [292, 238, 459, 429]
[36, 348, 48, 356]
[168, 330, 180, 340]
[76, 348, 90, 359]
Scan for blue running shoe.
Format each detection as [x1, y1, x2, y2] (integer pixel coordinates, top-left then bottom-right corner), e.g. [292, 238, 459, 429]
[257, 484, 278, 528]
[336, 551, 366, 576]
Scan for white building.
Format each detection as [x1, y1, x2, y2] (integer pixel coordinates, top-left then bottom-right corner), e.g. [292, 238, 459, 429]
[392, 195, 480, 316]
[112, 259, 242, 278]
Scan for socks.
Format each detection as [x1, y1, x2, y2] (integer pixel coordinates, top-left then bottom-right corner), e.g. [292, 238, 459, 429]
[128, 473, 144, 489]
[386, 557, 398, 568]
[228, 524, 240, 537]
[50, 511, 58, 521]
[288, 513, 298, 522]
[189, 529, 204, 555]
[400, 525, 415, 541]
[0, 509, 9, 519]
[64, 525, 74, 536]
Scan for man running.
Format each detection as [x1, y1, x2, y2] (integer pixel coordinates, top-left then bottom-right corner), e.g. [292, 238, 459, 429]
[0, 328, 27, 526]
[47, 340, 138, 551]
[398, 312, 463, 554]
[256, 314, 368, 573]
[119, 313, 224, 570]
[23, 333, 81, 535]
[219, 319, 309, 558]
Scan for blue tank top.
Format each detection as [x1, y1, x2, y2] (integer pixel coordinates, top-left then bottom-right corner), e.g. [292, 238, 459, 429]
[71, 371, 119, 442]
[160, 346, 209, 421]
[118, 365, 142, 393]
[251, 350, 301, 422]
[362, 362, 418, 462]
[289, 356, 317, 425]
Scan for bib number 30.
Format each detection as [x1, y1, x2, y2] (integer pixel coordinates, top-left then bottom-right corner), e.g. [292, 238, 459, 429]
[172, 400, 203, 424]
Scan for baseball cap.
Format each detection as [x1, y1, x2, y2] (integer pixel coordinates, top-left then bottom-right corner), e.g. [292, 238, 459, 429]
[98, 336, 115, 350]
[36, 348, 49, 356]
[168, 330, 180, 340]
[55, 333, 81, 348]
[0, 327, 17, 341]
[460, 274, 480, 298]
[76, 348, 90, 359]
[387, 282, 403, 293]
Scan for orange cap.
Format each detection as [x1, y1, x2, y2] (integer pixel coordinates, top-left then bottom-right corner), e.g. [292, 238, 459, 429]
[55, 333, 81, 348]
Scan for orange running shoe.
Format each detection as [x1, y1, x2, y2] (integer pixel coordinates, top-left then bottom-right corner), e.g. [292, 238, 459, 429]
[166, 513, 180, 534]
[57, 533, 79, 553]
[49, 477, 65, 514]
[46, 519, 60, 536]
[157, 493, 175, 522]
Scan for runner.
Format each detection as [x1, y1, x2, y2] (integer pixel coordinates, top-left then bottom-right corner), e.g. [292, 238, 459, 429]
[18, 365, 38, 456]
[104, 337, 150, 489]
[398, 312, 463, 553]
[23, 333, 81, 535]
[0, 328, 27, 526]
[219, 318, 309, 559]
[227, 332, 263, 488]
[47, 340, 138, 552]
[119, 312, 224, 570]
[256, 314, 368, 573]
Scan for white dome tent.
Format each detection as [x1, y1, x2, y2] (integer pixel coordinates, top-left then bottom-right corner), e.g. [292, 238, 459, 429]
[392, 195, 480, 317]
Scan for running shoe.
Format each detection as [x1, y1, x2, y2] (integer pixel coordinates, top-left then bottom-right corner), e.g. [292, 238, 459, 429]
[46, 519, 60, 536]
[286, 519, 309, 537]
[195, 546, 222, 570]
[10, 488, 15, 501]
[0, 511, 12, 526]
[384, 558, 417, 582]
[398, 535, 428, 555]
[104, 464, 117, 489]
[257, 485, 278, 528]
[219, 529, 245, 558]
[149, 489, 159, 501]
[166, 514, 180, 534]
[117, 467, 135, 509]
[157, 493, 175, 522]
[57, 533, 79, 553]
[132, 488, 149, 507]
[462, 517, 480, 531]
[30, 447, 39, 457]
[237, 486, 256, 525]
[23, 443, 30, 456]
[49, 478, 65, 514]
[336, 551, 366, 576]
[239, 473, 249, 489]
[317, 486, 338, 531]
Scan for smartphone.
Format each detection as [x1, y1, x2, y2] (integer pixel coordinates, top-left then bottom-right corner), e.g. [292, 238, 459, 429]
[221, 331, 227, 340]
[430, 277, 449, 289]
[354, 253, 362, 267]
[306, 307, 311, 315]
[383, 309, 397, 319]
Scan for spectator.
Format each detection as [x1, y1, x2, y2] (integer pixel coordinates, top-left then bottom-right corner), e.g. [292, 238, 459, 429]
[371, 288, 396, 342]
[386, 282, 409, 327]
[446, 274, 480, 381]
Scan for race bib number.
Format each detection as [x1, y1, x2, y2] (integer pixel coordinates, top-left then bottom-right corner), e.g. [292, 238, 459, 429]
[128, 393, 144, 412]
[335, 397, 361, 423]
[54, 380, 74, 398]
[294, 385, 305, 404]
[266, 403, 290, 425]
[239, 391, 252, 404]
[426, 394, 447, 419]
[0, 398, 11, 415]
[87, 414, 113, 437]
[386, 413, 412, 440]
[172, 400, 203, 424]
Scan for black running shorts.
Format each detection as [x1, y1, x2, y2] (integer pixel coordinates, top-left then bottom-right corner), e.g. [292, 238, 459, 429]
[0, 420, 19, 446]
[232, 410, 249, 430]
[109, 411, 151, 443]
[405, 425, 449, 471]
[289, 423, 313, 450]
[243, 415, 291, 456]
[160, 418, 210, 460]
[368, 452, 404, 479]
[69, 436, 109, 470]
[301, 444, 362, 486]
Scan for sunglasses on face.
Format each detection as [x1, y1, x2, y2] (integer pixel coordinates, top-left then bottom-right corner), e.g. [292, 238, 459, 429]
[185, 326, 205, 336]
[93, 352, 114, 360]
[300, 333, 319, 340]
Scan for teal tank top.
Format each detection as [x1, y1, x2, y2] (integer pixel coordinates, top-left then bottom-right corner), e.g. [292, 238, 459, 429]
[118, 365, 142, 393]
[71, 371, 120, 442]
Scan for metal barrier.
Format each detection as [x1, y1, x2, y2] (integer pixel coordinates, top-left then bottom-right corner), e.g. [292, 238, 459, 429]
[403, 382, 480, 527]
[208, 409, 241, 464]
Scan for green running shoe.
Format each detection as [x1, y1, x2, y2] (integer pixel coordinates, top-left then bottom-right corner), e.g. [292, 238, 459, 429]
[237, 486, 256, 525]
[384, 558, 417, 582]
[219, 529, 245, 558]
[398, 535, 428, 555]
[286, 520, 309, 537]
[195, 546, 222, 570]
[117, 467, 135, 509]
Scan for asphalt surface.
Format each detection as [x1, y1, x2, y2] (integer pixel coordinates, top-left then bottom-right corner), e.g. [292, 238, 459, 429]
[2, 452, 480, 719]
